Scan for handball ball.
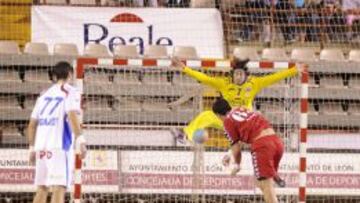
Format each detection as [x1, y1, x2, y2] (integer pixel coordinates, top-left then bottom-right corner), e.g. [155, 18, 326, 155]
[192, 129, 208, 144]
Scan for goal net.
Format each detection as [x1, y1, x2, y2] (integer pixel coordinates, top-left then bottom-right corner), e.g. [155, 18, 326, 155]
[74, 58, 305, 202]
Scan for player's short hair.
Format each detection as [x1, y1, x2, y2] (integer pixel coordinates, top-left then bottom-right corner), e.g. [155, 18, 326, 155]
[212, 98, 232, 116]
[231, 58, 250, 74]
[53, 61, 73, 81]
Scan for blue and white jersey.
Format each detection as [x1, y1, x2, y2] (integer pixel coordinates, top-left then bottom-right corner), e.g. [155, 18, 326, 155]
[31, 83, 81, 151]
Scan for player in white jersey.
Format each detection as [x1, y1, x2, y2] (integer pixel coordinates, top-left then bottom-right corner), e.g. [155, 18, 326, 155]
[27, 61, 86, 203]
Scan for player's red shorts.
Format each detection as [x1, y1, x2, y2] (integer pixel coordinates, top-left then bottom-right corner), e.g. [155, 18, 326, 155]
[250, 135, 284, 179]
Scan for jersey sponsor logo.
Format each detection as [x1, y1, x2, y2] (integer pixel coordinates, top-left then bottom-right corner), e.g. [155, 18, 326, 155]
[39, 151, 53, 159]
[231, 110, 251, 122]
[38, 117, 59, 126]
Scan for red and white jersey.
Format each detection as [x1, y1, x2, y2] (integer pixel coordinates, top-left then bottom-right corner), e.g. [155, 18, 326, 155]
[31, 83, 81, 151]
[223, 107, 272, 145]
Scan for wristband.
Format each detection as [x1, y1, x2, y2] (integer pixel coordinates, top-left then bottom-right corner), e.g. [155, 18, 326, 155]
[76, 135, 86, 143]
[75, 135, 86, 149]
[232, 163, 240, 170]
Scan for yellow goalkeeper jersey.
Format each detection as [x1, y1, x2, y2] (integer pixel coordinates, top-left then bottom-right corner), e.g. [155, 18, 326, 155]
[183, 67, 298, 110]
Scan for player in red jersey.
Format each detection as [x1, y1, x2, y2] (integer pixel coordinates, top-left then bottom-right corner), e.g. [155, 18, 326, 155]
[212, 98, 285, 203]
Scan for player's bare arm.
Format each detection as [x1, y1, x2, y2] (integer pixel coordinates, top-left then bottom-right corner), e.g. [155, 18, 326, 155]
[171, 57, 186, 70]
[230, 141, 242, 176]
[68, 110, 87, 159]
[27, 118, 38, 166]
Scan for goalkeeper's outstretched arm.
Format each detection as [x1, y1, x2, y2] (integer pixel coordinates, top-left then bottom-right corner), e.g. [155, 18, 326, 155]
[256, 63, 306, 89]
[171, 57, 225, 90]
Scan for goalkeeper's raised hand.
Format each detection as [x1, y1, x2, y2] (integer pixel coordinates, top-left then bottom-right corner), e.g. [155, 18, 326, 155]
[171, 57, 186, 70]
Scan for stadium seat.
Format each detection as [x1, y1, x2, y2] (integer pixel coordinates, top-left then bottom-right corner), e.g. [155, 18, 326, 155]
[142, 100, 171, 112]
[40, 0, 68, 4]
[170, 99, 196, 112]
[191, 0, 215, 7]
[348, 50, 360, 62]
[24, 97, 37, 109]
[24, 70, 51, 83]
[172, 72, 199, 86]
[0, 96, 20, 109]
[258, 102, 284, 113]
[319, 49, 345, 61]
[348, 76, 360, 89]
[84, 69, 110, 83]
[86, 97, 111, 110]
[319, 102, 346, 115]
[113, 70, 141, 85]
[308, 102, 319, 115]
[308, 75, 319, 87]
[172, 46, 199, 59]
[70, 0, 96, 5]
[233, 47, 260, 60]
[144, 45, 168, 58]
[269, 78, 290, 87]
[347, 102, 360, 115]
[84, 43, 111, 57]
[0, 125, 21, 137]
[24, 42, 49, 55]
[257, 101, 286, 124]
[113, 97, 142, 111]
[0, 41, 20, 54]
[290, 48, 318, 61]
[142, 71, 171, 85]
[113, 45, 139, 58]
[319, 75, 344, 88]
[220, 0, 240, 8]
[0, 69, 20, 82]
[54, 43, 79, 56]
[261, 48, 289, 61]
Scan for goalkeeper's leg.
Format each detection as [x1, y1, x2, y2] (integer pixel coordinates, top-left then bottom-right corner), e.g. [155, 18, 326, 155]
[184, 110, 223, 142]
[171, 111, 223, 144]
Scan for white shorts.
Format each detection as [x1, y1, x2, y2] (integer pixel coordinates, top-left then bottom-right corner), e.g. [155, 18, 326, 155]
[34, 149, 74, 189]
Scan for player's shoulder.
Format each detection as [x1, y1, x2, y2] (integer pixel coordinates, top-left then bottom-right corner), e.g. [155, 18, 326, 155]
[38, 84, 58, 98]
[223, 115, 235, 128]
[232, 107, 249, 113]
[225, 108, 241, 121]
[227, 107, 255, 121]
[62, 83, 80, 96]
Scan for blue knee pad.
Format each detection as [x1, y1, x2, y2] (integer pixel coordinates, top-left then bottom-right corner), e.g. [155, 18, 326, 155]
[193, 129, 207, 144]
